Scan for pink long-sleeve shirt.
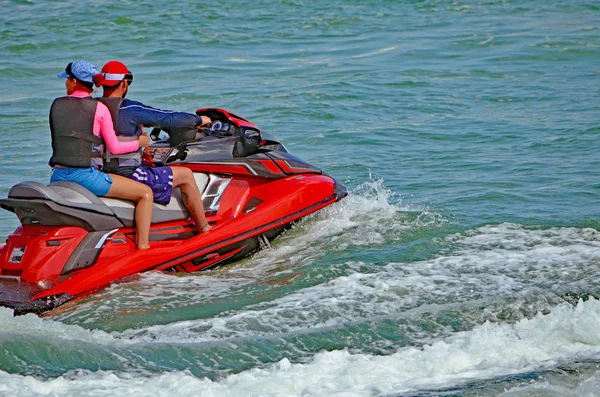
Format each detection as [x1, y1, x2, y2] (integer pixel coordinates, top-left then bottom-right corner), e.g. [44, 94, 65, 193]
[69, 90, 139, 154]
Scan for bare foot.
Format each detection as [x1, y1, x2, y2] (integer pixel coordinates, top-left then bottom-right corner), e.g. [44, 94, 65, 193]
[201, 223, 212, 233]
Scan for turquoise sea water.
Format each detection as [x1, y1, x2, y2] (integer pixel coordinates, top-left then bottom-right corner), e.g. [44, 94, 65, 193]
[1, 0, 600, 395]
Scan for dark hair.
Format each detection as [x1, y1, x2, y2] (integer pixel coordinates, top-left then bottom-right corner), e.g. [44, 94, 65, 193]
[76, 79, 94, 91]
[102, 81, 122, 89]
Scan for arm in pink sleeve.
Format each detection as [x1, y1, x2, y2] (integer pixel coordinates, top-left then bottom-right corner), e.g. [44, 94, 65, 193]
[93, 102, 140, 154]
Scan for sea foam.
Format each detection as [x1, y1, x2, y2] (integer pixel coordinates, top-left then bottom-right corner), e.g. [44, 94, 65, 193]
[3, 298, 600, 396]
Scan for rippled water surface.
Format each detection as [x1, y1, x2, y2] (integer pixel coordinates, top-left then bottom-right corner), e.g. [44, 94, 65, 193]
[1, 0, 600, 396]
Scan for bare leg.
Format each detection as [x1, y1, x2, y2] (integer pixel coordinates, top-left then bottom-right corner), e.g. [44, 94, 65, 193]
[106, 174, 153, 249]
[171, 167, 211, 233]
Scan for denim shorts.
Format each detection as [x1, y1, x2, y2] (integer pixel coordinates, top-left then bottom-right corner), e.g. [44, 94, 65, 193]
[51, 167, 113, 196]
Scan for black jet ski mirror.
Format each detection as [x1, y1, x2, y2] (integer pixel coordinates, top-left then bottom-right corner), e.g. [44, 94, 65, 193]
[233, 128, 262, 158]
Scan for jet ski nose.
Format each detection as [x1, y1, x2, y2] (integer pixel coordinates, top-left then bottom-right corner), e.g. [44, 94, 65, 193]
[334, 180, 348, 201]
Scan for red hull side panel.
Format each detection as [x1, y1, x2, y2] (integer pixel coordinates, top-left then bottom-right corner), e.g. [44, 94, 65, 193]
[1, 226, 87, 282]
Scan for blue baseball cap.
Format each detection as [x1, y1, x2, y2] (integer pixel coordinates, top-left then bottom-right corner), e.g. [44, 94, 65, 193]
[57, 60, 100, 84]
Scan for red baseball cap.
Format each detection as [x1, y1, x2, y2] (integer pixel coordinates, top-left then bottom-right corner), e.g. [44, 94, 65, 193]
[95, 60, 133, 87]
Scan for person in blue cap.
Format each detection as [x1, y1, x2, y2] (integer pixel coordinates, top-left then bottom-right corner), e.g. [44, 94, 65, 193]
[96, 60, 212, 234]
[50, 60, 154, 249]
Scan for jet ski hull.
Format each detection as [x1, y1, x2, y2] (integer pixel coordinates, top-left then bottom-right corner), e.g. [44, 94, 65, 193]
[0, 174, 345, 315]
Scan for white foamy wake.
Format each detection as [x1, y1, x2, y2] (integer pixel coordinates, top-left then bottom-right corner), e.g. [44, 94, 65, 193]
[114, 223, 600, 344]
[499, 370, 600, 396]
[0, 307, 117, 346]
[3, 298, 600, 397]
[227, 177, 443, 275]
[2, 220, 599, 395]
[53, 270, 254, 324]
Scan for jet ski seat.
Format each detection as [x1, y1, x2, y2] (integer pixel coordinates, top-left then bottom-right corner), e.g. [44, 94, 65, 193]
[0, 174, 209, 231]
[100, 172, 210, 227]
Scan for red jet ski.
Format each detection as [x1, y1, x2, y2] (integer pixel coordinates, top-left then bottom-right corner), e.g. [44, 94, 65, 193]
[0, 108, 347, 315]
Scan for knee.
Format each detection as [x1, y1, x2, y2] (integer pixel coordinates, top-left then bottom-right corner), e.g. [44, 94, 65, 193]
[174, 167, 194, 184]
[140, 185, 153, 202]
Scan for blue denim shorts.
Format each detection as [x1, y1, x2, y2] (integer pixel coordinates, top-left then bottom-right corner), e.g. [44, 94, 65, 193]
[51, 167, 113, 196]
